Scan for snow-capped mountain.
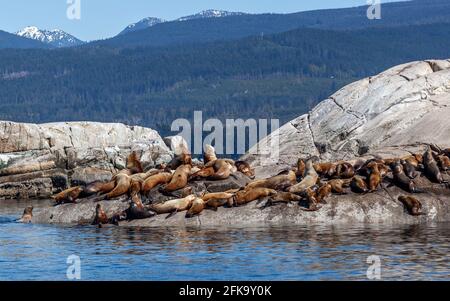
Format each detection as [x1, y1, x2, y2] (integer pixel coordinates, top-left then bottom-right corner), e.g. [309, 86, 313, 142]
[119, 10, 247, 36]
[16, 26, 84, 48]
[177, 9, 246, 22]
[119, 17, 166, 35]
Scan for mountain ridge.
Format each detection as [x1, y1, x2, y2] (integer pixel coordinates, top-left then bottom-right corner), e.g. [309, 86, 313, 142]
[16, 26, 84, 48]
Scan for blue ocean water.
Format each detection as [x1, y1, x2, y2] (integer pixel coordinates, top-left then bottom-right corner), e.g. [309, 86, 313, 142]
[0, 200, 448, 281]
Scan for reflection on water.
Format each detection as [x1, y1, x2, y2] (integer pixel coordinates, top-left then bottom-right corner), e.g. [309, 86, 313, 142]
[0, 200, 449, 280]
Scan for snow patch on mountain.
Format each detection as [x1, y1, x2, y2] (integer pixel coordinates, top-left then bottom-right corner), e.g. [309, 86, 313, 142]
[16, 26, 84, 48]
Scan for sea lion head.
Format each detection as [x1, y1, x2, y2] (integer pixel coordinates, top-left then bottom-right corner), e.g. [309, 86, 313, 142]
[235, 161, 255, 178]
[23, 206, 33, 215]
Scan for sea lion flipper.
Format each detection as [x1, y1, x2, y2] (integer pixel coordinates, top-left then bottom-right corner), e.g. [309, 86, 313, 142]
[166, 209, 178, 219]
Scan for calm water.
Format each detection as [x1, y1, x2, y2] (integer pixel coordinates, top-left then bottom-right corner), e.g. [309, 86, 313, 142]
[0, 200, 448, 281]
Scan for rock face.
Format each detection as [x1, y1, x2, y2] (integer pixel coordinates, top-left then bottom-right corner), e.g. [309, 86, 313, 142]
[0, 122, 172, 200]
[242, 59, 450, 177]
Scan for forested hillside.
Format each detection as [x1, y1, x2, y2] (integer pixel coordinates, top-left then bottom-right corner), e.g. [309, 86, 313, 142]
[1, 23, 449, 136]
[0, 30, 49, 49]
[96, 0, 450, 48]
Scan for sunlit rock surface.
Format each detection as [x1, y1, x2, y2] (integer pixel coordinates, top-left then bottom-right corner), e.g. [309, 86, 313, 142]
[242, 59, 450, 178]
[0, 122, 172, 199]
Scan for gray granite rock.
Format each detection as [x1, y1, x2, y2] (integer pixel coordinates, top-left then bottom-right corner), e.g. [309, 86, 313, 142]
[242, 59, 450, 178]
[0, 121, 173, 199]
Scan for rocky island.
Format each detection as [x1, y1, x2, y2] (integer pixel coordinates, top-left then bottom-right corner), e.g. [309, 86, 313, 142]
[2, 59, 450, 226]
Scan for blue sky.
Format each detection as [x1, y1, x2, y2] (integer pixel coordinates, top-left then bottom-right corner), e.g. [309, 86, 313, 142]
[0, 0, 406, 41]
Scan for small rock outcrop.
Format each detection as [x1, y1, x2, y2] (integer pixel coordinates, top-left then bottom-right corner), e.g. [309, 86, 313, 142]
[0, 121, 172, 200]
[243, 59, 450, 177]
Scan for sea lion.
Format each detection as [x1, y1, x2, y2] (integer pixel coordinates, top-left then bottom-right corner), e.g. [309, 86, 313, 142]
[316, 183, 332, 204]
[92, 204, 109, 226]
[262, 192, 301, 208]
[84, 180, 116, 196]
[202, 192, 235, 202]
[367, 162, 382, 192]
[437, 155, 450, 171]
[125, 199, 156, 220]
[52, 186, 84, 205]
[162, 164, 191, 192]
[296, 158, 306, 179]
[234, 188, 277, 206]
[167, 141, 192, 170]
[204, 144, 218, 164]
[313, 162, 336, 177]
[141, 172, 173, 193]
[400, 159, 420, 179]
[234, 161, 255, 179]
[148, 195, 197, 217]
[185, 198, 206, 218]
[126, 151, 144, 174]
[391, 161, 422, 193]
[351, 176, 369, 193]
[300, 187, 321, 211]
[288, 160, 318, 194]
[191, 159, 237, 181]
[17, 206, 33, 223]
[246, 170, 296, 191]
[398, 196, 425, 216]
[328, 178, 351, 194]
[334, 162, 355, 179]
[423, 148, 444, 183]
[106, 173, 132, 199]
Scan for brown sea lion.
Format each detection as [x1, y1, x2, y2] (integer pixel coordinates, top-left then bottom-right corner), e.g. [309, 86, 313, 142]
[367, 162, 382, 192]
[204, 199, 231, 210]
[313, 162, 336, 177]
[262, 192, 301, 208]
[148, 195, 197, 217]
[106, 173, 132, 199]
[234, 188, 277, 206]
[141, 172, 173, 193]
[202, 192, 235, 202]
[52, 186, 84, 205]
[398, 196, 425, 216]
[126, 151, 144, 174]
[300, 187, 321, 211]
[328, 179, 352, 194]
[296, 158, 306, 179]
[190, 159, 236, 181]
[162, 164, 191, 192]
[334, 162, 355, 179]
[246, 170, 296, 191]
[235, 161, 255, 179]
[17, 206, 33, 223]
[185, 198, 206, 218]
[92, 204, 109, 226]
[423, 148, 444, 183]
[437, 155, 450, 171]
[289, 160, 318, 194]
[84, 180, 116, 196]
[316, 183, 332, 204]
[201, 190, 235, 209]
[167, 141, 192, 170]
[391, 161, 422, 193]
[351, 176, 369, 193]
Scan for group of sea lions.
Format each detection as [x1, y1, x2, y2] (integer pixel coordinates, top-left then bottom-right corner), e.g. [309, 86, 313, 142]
[18, 144, 450, 225]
